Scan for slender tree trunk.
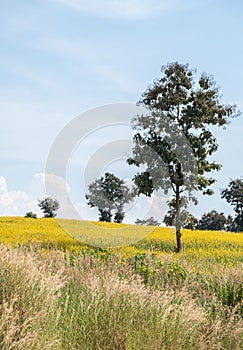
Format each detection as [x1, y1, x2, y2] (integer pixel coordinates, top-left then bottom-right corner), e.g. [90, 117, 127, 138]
[175, 185, 182, 253]
[240, 208, 243, 232]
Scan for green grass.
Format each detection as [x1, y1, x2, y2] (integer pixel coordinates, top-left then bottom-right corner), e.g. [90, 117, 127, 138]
[0, 245, 242, 350]
[0, 217, 242, 349]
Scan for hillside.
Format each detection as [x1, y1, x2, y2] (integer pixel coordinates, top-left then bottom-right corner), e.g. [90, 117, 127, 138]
[0, 217, 242, 349]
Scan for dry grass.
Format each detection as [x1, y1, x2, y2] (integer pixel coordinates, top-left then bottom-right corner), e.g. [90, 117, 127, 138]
[0, 245, 65, 349]
[0, 217, 242, 349]
[0, 245, 242, 349]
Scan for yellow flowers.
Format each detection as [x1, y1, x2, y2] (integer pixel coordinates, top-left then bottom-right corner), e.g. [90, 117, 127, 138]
[0, 217, 242, 267]
[58, 218, 153, 247]
[146, 227, 243, 266]
[0, 217, 85, 251]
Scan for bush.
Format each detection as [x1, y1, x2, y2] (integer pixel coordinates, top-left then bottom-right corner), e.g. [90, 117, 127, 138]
[25, 212, 37, 219]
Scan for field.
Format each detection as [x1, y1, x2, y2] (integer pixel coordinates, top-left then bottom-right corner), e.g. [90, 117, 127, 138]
[0, 217, 242, 349]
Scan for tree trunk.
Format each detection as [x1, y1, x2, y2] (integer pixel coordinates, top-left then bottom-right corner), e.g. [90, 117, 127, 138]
[176, 228, 182, 253]
[175, 185, 182, 253]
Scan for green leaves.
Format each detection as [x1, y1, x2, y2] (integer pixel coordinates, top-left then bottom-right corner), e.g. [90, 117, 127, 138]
[38, 197, 59, 218]
[86, 172, 135, 223]
[197, 210, 228, 231]
[221, 179, 243, 232]
[127, 62, 239, 251]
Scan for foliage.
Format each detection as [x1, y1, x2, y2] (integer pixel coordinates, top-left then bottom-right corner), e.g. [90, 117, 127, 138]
[38, 197, 59, 218]
[25, 211, 37, 219]
[221, 178, 243, 232]
[197, 209, 228, 231]
[135, 216, 160, 226]
[86, 172, 134, 222]
[127, 62, 239, 252]
[183, 213, 198, 230]
[163, 197, 189, 227]
[0, 238, 242, 349]
[225, 214, 239, 232]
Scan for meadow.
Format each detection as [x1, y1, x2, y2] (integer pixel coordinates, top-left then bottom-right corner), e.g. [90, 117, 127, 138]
[0, 217, 242, 349]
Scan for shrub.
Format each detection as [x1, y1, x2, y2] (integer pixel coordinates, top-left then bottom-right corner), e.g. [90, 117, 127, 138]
[25, 212, 37, 219]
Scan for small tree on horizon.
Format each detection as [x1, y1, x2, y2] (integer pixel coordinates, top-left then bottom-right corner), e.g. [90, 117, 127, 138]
[135, 216, 160, 226]
[38, 197, 60, 218]
[25, 212, 37, 219]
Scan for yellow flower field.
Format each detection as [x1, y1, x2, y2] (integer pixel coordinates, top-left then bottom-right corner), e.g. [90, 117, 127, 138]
[0, 216, 242, 267]
[0, 217, 152, 250]
[142, 227, 243, 266]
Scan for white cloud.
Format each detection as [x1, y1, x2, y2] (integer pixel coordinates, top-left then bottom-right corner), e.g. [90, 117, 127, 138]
[30, 173, 71, 200]
[0, 173, 73, 218]
[31, 173, 77, 218]
[75, 201, 97, 221]
[52, 0, 197, 20]
[0, 176, 40, 216]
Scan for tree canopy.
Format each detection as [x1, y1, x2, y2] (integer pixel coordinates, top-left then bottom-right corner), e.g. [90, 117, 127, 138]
[128, 62, 239, 251]
[86, 172, 134, 223]
[197, 210, 228, 231]
[38, 197, 59, 218]
[221, 178, 243, 232]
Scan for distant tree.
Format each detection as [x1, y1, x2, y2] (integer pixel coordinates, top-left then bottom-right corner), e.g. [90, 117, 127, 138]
[183, 214, 198, 230]
[197, 209, 228, 231]
[25, 212, 37, 219]
[225, 214, 238, 232]
[86, 172, 134, 223]
[127, 62, 239, 252]
[113, 204, 125, 223]
[38, 197, 59, 218]
[135, 216, 160, 226]
[221, 179, 243, 232]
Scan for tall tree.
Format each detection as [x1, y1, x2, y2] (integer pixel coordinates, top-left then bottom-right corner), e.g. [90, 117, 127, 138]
[128, 62, 239, 252]
[221, 178, 243, 232]
[86, 172, 134, 223]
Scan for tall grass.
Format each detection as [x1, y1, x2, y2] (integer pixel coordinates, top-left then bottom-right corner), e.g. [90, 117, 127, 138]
[0, 245, 242, 349]
[0, 245, 64, 349]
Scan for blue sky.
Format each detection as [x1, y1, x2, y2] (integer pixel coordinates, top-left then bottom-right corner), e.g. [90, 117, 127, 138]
[0, 0, 242, 221]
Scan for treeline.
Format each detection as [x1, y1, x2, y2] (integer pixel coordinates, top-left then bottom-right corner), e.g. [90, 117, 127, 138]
[84, 62, 241, 246]
[26, 62, 241, 251]
[85, 174, 243, 232]
[184, 178, 243, 232]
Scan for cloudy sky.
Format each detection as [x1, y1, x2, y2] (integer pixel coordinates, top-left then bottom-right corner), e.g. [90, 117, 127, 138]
[1, 0, 243, 222]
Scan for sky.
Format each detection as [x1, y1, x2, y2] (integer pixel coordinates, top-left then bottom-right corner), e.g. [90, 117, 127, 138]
[0, 0, 243, 223]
